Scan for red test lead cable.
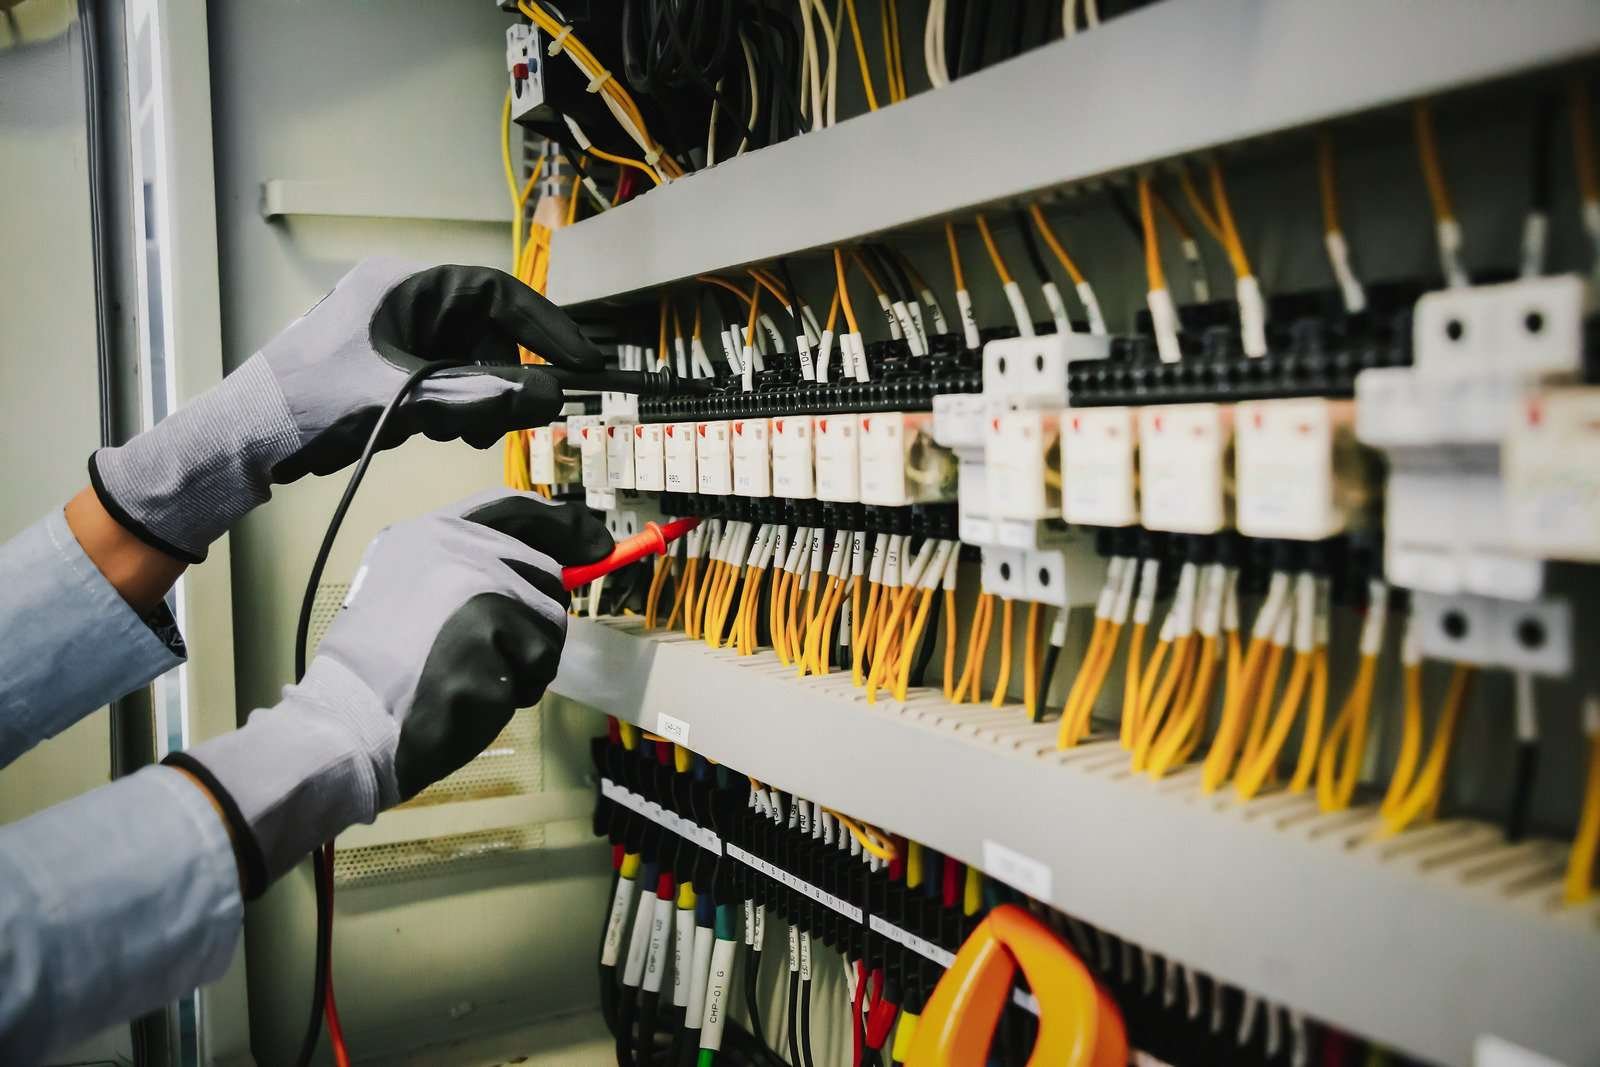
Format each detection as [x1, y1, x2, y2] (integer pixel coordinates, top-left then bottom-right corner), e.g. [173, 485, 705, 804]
[563, 517, 702, 590]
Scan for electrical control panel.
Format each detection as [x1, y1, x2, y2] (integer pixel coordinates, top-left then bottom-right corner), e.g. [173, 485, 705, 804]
[486, 12, 1600, 1065]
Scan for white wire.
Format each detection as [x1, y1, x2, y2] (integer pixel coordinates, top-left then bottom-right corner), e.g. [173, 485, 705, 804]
[1063, 0, 1077, 36]
[828, 0, 844, 127]
[738, 32, 758, 156]
[706, 75, 723, 167]
[798, 0, 823, 130]
[812, 0, 839, 127]
[1084, 0, 1100, 27]
[923, 0, 948, 88]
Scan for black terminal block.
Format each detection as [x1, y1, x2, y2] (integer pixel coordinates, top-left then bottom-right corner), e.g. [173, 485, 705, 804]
[1072, 283, 1425, 408]
[637, 334, 982, 424]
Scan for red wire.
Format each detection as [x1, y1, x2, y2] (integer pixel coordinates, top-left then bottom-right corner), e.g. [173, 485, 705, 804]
[321, 842, 352, 1067]
[850, 959, 867, 1067]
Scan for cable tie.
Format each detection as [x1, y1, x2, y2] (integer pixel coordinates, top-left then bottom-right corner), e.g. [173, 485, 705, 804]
[586, 68, 613, 94]
[546, 25, 574, 56]
[643, 146, 662, 166]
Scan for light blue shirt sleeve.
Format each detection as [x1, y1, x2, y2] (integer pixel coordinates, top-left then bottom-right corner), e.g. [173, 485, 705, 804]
[0, 765, 243, 1064]
[0, 508, 186, 768]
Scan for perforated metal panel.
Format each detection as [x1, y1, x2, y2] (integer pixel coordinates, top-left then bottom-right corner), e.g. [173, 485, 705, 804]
[310, 583, 548, 886]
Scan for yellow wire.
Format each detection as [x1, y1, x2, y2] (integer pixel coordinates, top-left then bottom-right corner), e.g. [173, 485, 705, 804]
[1027, 203, 1088, 286]
[1315, 654, 1378, 812]
[1288, 647, 1330, 794]
[1022, 602, 1043, 720]
[1132, 636, 1194, 773]
[1120, 622, 1148, 749]
[696, 273, 758, 309]
[1201, 633, 1272, 793]
[1380, 662, 1426, 819]
[1412, 100, 1457, 224]
[583, 140, 663, 186]
[1138, 174, 1166, 292]
[500, 90, 521, 217]
[834, 248, 862, 334]
[960, 588, 985, 703]
[811, 575, 850, 677]
[1233, 649, 1314, 801]
[1380, 666, 1474, 835]
[667, 557, 695, 631]
[1177, 164, 1227, 246]
[894, 587, 938, 701]
[852, 579, 880, 684]
[867, 580, 919, 703]
[827, 810, 897, 860]
[1317, 132, 1342, 236]
[1239, 639, 1287, 771]
[989, 598, 1015, 707]
[1564, 725, 1600, 904]
[942, 587, 958, 699]
[1062, 620, 1107, 747]
[1071, 620, 1124, 745]
[945, 221, 967, 290]
[1145, 634, 1221, 778]
[842, 0, 880, 112]
[973, 213, 1014, 285]
[1207, 161, 1253, 279]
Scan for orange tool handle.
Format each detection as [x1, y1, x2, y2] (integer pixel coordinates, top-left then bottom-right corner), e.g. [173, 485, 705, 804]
[562, 517, 702, 590]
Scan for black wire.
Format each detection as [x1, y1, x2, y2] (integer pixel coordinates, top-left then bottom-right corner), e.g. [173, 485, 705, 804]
[944, 0, 966, 77]
[745, 944, 767, 1052]
[1035, 641, 1063, 724]
[1506, 742, 1539, 842]
[786, 967, 801, 1067]
[1531, 92, 1560, 215]
[798, 971, 816, 1067]
[871, 244, 917, 307]
[291, 362, 461, 1067]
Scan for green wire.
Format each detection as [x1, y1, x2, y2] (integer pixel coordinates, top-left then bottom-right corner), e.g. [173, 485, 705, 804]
[697, 1049, 715, 1067]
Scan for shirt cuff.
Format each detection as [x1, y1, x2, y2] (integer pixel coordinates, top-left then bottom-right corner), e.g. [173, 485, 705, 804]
[0, 508, 187, 768]
[0, 766, 242, 1064]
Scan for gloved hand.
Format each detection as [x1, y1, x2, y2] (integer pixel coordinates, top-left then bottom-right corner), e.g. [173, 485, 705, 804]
[90, 259, 602, 562]
[164, 489, 613, 895]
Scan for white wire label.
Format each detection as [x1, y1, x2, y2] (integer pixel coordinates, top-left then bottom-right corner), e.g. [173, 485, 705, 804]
[601, 778, 722, 854]
[725, 843, 864, 923]
[601, 873, 638, 968]
[869, 914, 955, 968]
[655, 712, 691, 746]
[866, 914, 1038, 1016]
[981, 839, 1054, 900]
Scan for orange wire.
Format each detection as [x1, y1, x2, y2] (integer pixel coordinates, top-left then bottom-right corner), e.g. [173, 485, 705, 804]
[1317, 132, 1342, 235]
[696, 274, 757, 308]
[945, 221, 967, 290]
[1027, 203, 1087, 286]
[1207, 161, 1253, 278]
[1413, 100, 1457, 224]
[834, 248, 861, 333]
[1177, 164, 1226, 245]
[1137, 175, 1165, 291]
[973, 213, 1013, 285]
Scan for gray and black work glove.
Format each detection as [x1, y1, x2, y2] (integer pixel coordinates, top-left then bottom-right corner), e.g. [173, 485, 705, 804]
[165, 490, 613, 895]
[90, 258, 602, 563]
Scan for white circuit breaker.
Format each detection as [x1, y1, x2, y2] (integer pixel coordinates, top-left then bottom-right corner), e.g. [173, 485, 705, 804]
[1138, 403, 1232, 535]
[1356, 274, 1589, 599]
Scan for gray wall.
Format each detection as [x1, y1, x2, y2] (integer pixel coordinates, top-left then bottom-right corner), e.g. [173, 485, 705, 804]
[204, 1, 609, 1061]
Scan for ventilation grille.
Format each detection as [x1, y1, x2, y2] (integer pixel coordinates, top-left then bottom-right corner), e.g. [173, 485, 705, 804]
[311, 582, 548, 886]
[333, 825, 548, 888]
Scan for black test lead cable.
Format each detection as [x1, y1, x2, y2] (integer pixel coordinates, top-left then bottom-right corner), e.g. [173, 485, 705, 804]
[290, 361, 463, 1067]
